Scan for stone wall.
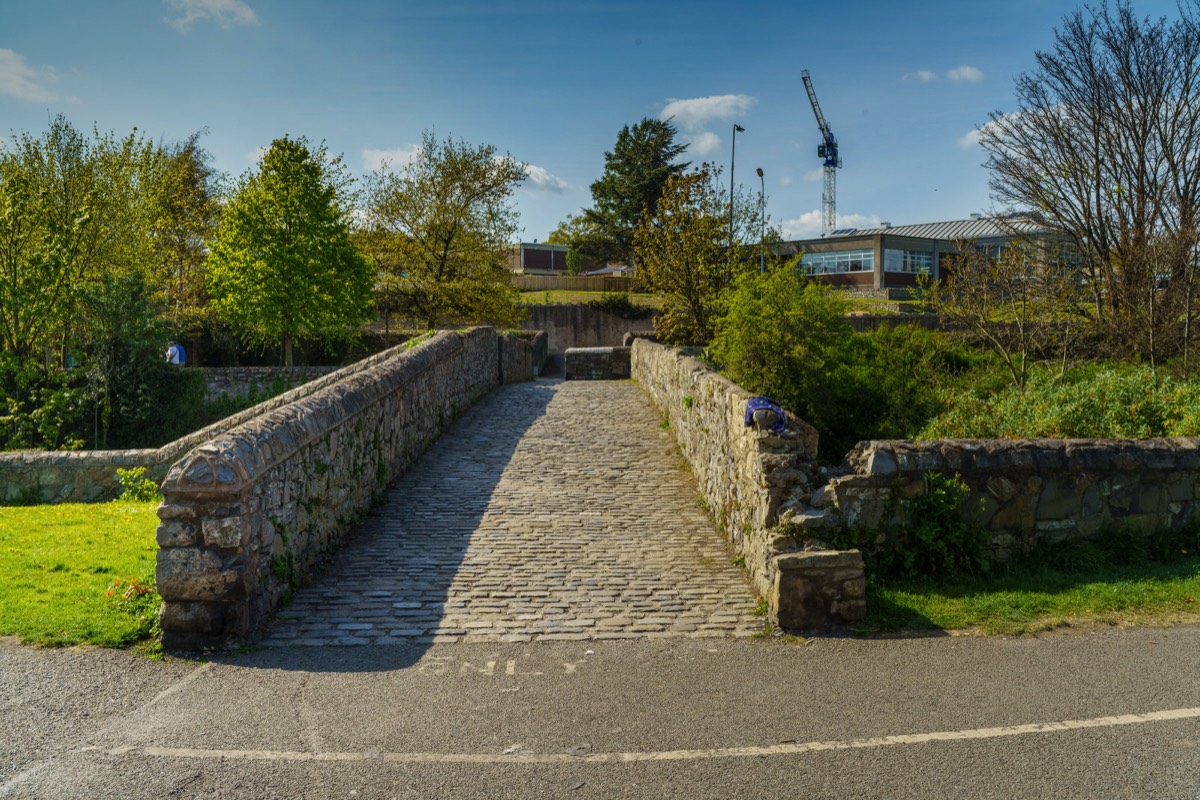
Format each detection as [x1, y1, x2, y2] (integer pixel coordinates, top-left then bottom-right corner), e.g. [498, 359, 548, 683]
[155, 328, 522, 649]
[565, 347, 631, 380]
[0, 333, 446, 504]
[827, 438, 1200, 559]
[630, 340, 865, 629]
[524, 304, 655, 355]
[500, 331, 548, 384]
[201, 366, 340, 401]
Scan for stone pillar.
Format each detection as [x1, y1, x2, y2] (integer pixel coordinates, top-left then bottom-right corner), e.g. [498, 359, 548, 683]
[156, 447, 259, 650]
[769, 549, 867, 630]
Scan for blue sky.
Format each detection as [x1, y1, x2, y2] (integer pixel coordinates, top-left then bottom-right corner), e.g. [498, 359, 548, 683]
[0, 0, 1186, 241]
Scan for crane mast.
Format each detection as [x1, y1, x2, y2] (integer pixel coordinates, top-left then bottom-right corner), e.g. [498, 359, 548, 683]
[801, 69, 841, 237]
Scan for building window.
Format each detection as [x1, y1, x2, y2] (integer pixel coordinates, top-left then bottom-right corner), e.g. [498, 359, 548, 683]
[799, 249, 874, 275]
[884, 249, 933, 274]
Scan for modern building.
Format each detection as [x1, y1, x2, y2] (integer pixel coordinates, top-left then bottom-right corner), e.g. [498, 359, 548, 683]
[778, 214, 1053, 291]
[509, 242, 603, 276]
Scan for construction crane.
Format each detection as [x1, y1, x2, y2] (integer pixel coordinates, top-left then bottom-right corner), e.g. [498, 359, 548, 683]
[801, 69, 841, 237]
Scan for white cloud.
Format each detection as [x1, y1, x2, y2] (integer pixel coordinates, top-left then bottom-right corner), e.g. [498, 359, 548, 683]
[948, 65, 984, 83]
[904, 70, 939, 83]
[660, 94, 754, 161]
[688, 131, 721, 155]
[362, 144, 422, 172]
[779, 175, 793, 187]
[245, 146, 269, 163]
[165, 0, 259, 32]
[660, 94, 755, 132]
[0, 49, 65, 103]
[957, 128, 982, 149]
[523, 164, 571, 193]
[780, 211, 882, 240]
[803, 168, 824, 182]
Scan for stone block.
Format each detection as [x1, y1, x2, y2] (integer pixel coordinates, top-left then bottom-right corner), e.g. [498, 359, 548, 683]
[770, 549, 866, 629]
[156, 520, 199, 547]
[159, 600, 228, 635]
[202, 515, 251, 549]
[156, 548, 245, 602]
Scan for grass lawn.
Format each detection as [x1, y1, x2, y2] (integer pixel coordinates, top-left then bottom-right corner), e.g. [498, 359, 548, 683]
[520, 289, 663, 308]
[859, 559, 1200, 636]
[0, 501, 161, 649]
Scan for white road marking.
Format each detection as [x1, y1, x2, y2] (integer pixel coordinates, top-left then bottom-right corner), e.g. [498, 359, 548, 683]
[79, 706, 1200, 765]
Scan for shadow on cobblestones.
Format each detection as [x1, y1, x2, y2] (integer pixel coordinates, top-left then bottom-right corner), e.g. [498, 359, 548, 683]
[258, 382, 557, 667]
[260, 379, 760, 663]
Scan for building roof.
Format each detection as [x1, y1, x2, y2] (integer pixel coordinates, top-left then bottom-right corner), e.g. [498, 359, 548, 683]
[831, 214, 1050, 242]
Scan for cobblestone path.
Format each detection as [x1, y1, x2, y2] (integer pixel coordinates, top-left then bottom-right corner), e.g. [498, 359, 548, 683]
[266, 380, 761, 645]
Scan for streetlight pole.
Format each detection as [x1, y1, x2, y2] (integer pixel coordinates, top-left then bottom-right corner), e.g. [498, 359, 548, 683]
[756, 167, 765, 273]
[729, 124, 744, 265]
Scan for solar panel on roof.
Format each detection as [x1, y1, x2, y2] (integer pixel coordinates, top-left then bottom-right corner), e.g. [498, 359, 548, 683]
[830, 228, 858, 235]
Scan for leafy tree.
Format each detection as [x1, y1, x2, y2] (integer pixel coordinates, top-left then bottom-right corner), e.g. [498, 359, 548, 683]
[579, 118, 689, 267]
[634, 162, 763, 345]
[0, 156, 88, 359]
[979, 1, 1200, 366]
[711, 267, 969, 459]
[547, 212, 600, 275]
[147, 132, 222, 341]
[928, 238, 1083, 389]
[208, 136, 374, 366]
[362, 131, 527, 329]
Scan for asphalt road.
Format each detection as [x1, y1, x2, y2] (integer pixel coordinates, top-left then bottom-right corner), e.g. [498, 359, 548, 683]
[2, 627, 1199, 799]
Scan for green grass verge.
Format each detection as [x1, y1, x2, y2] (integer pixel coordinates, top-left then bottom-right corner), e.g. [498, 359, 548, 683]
[0, 501, 162, 651]
[859, 559, 1200, 636]
[520, 290, 663, 308]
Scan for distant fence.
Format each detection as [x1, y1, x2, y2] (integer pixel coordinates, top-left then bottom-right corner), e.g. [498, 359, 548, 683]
[513, 275, 633, 293]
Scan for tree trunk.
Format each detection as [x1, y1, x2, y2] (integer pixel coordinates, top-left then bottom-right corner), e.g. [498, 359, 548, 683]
[283, 333, 294, 367]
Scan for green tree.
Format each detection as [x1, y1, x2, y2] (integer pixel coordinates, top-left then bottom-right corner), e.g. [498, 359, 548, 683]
[633, 162, 762, 345]
[0, 157, 88, 359]
[147, 132, 222, 341]
[363, 131, 527, 329]
[928, 238, 1083, 389]
[979, 1, 1200, 365]
[547, 212, 599, 275]
[208, 136, 374, 366]
[580, 118, 689, 268]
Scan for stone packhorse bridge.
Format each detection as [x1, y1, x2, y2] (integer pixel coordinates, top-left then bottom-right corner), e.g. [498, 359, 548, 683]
[152, 327, 1200, 650]
[155, 328, 863, 650]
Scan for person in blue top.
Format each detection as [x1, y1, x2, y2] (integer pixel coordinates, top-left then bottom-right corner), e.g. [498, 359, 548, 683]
[166, 341, 187, 365]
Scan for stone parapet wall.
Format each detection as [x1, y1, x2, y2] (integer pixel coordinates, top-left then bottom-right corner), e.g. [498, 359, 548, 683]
[828, 438, 1200, 558]
[500, 330, 547, 384]
[0, 450, 161, 505]
[628, 340, 825, 597]
[201, 366, 340, 400]
[0, 333, 443, 504]
[524, 304, 657, 355]
[565, 347, 631, 380]
[155, 328, 506, 649]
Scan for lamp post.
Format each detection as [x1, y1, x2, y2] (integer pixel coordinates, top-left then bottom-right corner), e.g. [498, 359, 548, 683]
[729, 124, 744, 263]
[756, 167, 765, 273]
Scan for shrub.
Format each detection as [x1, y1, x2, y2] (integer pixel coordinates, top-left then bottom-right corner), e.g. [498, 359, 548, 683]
[116, 467, 160, 502]
[589, 292, 654, 320]
[0, 357, 92, 451]
[710, 268, 977, 460]
[922, 363, 1200, 440]
[830, 472, 993, 582]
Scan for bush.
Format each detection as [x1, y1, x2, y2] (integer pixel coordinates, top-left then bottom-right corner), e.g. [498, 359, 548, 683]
[829, 472, 993, 582]
[710, 268, 979, 460]
[922, 363, 1200, 440]
[116, 467, 160, 502]
[0, 358, 92, 450]
[588, 292, 655, 320]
